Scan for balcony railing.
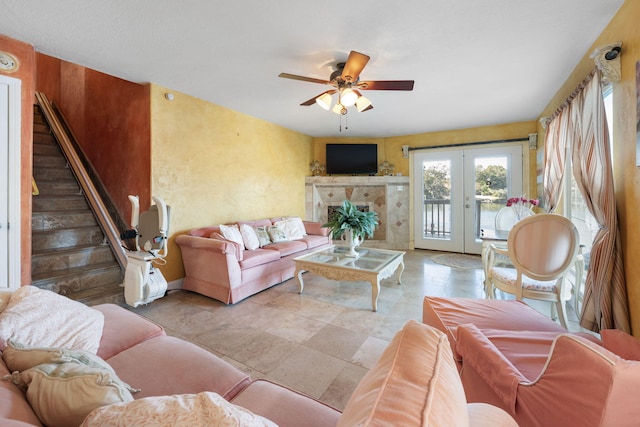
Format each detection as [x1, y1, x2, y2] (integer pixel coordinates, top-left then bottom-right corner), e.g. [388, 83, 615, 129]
[423, 198, 500, 239]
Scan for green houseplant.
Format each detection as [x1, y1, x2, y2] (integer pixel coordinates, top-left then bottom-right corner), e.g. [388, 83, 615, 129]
[323, 200, 379, 257]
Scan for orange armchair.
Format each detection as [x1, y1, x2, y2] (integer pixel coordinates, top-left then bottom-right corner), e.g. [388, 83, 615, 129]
[455, 324, 640, 427]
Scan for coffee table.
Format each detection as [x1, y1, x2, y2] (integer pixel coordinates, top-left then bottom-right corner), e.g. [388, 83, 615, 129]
[293, 246, 405, 311]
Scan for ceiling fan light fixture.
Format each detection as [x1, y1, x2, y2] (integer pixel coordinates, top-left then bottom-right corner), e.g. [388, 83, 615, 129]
[356, 95, 372, 112]
[332, 103, 347, 115]
[340, 88, 357, 107]
[316, 93, 332, 110]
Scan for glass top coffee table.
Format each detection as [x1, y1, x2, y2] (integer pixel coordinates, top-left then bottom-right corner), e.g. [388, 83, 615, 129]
[293, 245, 405, 311]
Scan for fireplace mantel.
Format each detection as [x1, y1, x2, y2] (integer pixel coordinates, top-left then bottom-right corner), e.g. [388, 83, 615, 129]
[305, 176, 410, 250]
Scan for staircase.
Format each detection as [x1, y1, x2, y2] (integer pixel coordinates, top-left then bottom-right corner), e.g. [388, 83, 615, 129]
[31, 105, 124, 305]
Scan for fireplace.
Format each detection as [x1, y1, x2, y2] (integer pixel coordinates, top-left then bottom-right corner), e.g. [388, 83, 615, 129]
[305, 176, 410, 249]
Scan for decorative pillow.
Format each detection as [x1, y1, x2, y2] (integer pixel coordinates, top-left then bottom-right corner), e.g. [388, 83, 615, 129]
[274, 217, 307, 240]
[0, 286, 104, 354]
[2, 340, 139, 395]
[8, 362, 135, 427]
[81, 391, 278, 427]
[254, 226, 271, 247]
[240, 223, 260, 251]
[601, 329, 640, 361]
[267, 226, 289, 243]
[219, 224, 244, 247]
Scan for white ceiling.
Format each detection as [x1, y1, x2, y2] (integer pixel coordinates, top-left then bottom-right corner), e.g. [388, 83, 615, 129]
[1, 0, 624, 138]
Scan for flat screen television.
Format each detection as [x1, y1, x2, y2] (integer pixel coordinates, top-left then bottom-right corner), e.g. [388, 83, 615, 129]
[326, 144, 378, 175]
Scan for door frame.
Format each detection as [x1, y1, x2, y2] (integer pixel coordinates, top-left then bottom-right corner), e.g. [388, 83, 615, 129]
[0, 75, 21, 289]
[411, 142, 527, 254]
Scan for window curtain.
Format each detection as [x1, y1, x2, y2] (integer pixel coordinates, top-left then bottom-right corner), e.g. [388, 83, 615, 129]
[542, 70, 630, 332]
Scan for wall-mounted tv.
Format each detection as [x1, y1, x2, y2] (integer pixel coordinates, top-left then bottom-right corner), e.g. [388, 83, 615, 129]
[326, 144, 378, 175]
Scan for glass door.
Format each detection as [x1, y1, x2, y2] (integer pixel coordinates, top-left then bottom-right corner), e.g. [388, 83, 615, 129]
[413, 145, 523, 254]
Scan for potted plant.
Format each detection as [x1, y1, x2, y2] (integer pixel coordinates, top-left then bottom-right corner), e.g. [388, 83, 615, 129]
[323, 200, 379, 257]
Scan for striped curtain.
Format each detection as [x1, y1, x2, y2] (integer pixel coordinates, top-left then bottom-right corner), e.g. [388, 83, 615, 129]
[570, 71, 630, 332]
[542, 103, 571, 212]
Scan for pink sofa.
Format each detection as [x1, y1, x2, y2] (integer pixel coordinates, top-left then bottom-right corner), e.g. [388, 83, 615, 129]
[423, 297, 640, 427]
[1, 291, 517, 426]
[176, 218, 331, 304]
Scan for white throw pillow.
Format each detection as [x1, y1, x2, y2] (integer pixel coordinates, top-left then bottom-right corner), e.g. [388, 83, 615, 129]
[219, 224, 245, 248]
[240, 223, 260, 250]
[254, 226, 272, 247]
[81, 391, 278, 427]
[0, 286, 104, 354]
[9, 362, 135, 427]
[274, 217, 307, 240]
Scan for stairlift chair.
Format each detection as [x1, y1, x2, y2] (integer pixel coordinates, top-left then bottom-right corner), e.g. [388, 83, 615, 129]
[121, 195, 170, 307]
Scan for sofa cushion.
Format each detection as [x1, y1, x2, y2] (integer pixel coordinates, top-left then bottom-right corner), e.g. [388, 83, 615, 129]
[422, 297, 565, 361]
[240, 223, 261, 250]
[601, 329, 640, 360]
[106, 336, 251, 400]
[219, 224, 245, 248]
[0, 286, 104, 354]
[254, 226, 272, 247]
[8, 362, 134, 427]
[239, 249, 282, 269]
[298, 234, 330, 250]
[262, 240, 308, 257]
[267, 226, 289, 243]
[274, 217, 307, 240]
[2, 342, 136, 388]
[231, 379, 340, 427]
[92, 303, 165, 360]
[338, 320, 470, 427]
[81, 391, 277, 427]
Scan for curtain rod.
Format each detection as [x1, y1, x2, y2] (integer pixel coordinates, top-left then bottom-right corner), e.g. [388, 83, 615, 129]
[540, 68, 597, 127]
[409, 137, 529, 151]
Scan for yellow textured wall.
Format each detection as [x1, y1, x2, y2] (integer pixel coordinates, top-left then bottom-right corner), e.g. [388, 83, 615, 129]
[150, 85, 313, 281]
[537, 0, 640, 334]
[314, 121, 536, 191]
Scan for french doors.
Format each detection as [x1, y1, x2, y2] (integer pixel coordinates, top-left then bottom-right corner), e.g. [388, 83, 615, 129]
[413, 145, 524, 254]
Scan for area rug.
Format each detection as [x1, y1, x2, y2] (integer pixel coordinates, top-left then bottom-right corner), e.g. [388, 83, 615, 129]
[431, 253, 483, 269]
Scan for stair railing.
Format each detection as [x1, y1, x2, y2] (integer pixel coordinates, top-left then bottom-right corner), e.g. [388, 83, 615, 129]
[35, 92, 127, 270]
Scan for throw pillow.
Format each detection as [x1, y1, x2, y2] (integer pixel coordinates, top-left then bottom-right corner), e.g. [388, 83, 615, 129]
[8, 362, 135, 427]
[2, 341, 139, 396]
[254, 226, 271, 247]
[267, 226, 289, 243]
[0, 286, 104, 354]
[274, 217, 307, 240]
[219, 224, 245, 248]
[81, 391, 278, 427]
[240, 223, 260, 251]
[601, 329, 640, 361]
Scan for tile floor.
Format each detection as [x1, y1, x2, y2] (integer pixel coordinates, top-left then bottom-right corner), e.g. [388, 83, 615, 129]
[128, 249, 583, 411]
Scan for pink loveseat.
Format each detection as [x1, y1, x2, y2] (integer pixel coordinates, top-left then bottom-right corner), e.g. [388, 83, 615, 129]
[176, 217, 331, 304]
[0, 288, 517, 426]
[423, 296, 640, 427]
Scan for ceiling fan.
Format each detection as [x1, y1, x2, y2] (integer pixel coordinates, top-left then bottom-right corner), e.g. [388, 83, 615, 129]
[279, 51, 414, 115]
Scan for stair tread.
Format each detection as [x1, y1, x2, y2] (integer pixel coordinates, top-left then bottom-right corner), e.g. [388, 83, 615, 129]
[31, 243, 114, 257]
[31, 262, 121, 282]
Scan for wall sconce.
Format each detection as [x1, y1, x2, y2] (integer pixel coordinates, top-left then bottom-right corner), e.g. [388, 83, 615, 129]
[402, 145, 410, 158]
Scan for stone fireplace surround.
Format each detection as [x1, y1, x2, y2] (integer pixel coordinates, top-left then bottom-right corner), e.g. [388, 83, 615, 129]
[305, 176, 410, 250]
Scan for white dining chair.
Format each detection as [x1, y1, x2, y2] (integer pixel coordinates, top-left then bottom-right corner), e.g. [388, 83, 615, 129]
[487, 213, 580, 328]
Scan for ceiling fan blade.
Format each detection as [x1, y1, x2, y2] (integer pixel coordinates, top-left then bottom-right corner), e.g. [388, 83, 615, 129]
[341, 51, 370, 82]
[358, 80, 415, 91]
[362, 104, 374, 112]
[278, 73, 331, 85]
[300, 90, 337, 106]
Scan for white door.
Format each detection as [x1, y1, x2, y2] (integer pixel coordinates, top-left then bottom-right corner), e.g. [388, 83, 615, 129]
[0, 75, 21, 288]
[413, 145, 523, 254]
